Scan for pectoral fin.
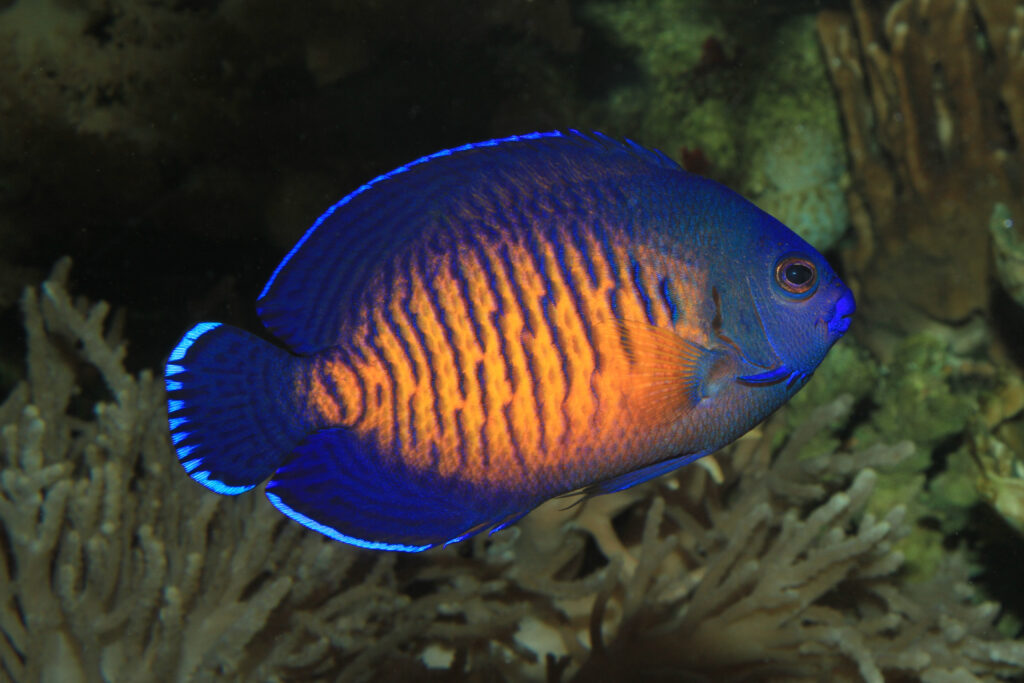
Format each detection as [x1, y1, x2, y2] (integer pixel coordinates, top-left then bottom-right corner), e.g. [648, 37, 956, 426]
[603, 319, 726, 424]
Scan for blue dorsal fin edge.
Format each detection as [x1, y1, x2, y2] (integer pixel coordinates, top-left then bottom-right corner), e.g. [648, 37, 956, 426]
[258, 131, 565, 303]
[257, 130, 680, 302]
[255, 130, 685, 354]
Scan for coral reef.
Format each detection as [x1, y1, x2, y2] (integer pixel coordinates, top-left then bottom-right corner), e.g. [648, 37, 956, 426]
[745, 119, 849, 251]
[785, 320, 1024, 587]
[817, 0, 1024, 327]
[4, 1, 1024, 678]
[990, 202, 1024, 310]
[4, 263, 1024, 681]
[0, 261, 543, 682]
[741, 15, 850, 252]
[581, 6, 849, 249]
[573, 409, 1024, 682]
[816, 1, 1024, 610]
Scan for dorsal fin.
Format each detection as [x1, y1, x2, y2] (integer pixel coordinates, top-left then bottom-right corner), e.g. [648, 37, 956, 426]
[256, 131, 684, 353]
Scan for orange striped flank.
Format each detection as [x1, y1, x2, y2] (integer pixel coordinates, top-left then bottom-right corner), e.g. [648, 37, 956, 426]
[300, 224, 711, 494]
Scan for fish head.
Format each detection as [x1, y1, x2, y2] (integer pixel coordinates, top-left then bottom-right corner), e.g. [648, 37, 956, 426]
[713, 208, 855, 391]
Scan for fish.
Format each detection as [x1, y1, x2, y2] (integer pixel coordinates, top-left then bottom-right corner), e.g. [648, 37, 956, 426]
[165, 130, 855, 552]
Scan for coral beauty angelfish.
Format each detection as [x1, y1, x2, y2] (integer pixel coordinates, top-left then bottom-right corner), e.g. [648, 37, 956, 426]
[164, 131, 855, 552]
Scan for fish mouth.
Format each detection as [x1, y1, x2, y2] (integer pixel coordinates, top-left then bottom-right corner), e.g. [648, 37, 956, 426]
[826, 289, 856, 337]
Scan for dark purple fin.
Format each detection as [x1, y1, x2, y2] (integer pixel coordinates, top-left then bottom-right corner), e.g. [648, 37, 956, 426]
[264, 429, 526, 551]
[165, 323, 308, 495]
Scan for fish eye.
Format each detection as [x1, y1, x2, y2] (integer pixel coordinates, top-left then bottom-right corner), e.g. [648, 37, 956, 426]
[774, 255, 817, 297]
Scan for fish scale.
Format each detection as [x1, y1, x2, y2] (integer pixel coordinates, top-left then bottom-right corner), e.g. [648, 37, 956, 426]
[165, 130, 854, 551]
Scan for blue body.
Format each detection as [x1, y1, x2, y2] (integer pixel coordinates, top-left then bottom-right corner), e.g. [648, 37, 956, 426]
[165, 131, 855, 551]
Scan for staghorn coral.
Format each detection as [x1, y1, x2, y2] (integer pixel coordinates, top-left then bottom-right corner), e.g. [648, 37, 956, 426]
[488, 386, 1024, 680]
[569, 400, 1024, 682]
[0, 258, 356, 681]
[817, 0, 1024, 327]
[4, 262, 1024, 681]
[0, 260, 547, 682]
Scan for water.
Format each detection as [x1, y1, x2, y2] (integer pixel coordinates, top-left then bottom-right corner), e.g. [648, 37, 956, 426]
[1, 0, 1022, 680]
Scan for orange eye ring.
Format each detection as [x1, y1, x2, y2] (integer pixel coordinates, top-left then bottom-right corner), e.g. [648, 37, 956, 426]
[775, 256, 817, 297]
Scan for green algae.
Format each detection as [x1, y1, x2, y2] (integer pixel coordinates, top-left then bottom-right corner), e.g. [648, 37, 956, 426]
[582, 4, 848, 249]
[781, 329, 989, 581]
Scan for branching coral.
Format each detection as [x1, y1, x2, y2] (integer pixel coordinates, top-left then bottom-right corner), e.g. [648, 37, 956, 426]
[4, 262, 1024, 682]
[0, 261, 547, 682]
[817, 0, 1024, 326]
[568, 401, 1024, 682]
[0, 259, 349, 681]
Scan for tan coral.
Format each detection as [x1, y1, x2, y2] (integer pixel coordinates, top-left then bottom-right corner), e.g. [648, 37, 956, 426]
[0, 260, 351, 681]
[817, 0, 1024, 327]
[0, 260, 547, 682]
[5, 263, 1024, 681]
[572, 399, 1024, 682]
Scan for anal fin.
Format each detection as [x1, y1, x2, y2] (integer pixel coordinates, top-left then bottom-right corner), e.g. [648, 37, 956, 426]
[264, 429, 526, 551]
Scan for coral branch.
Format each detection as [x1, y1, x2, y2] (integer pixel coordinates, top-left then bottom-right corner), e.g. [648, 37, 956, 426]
[3, 263, 1023, 681]
[818, 0, 1024, 325]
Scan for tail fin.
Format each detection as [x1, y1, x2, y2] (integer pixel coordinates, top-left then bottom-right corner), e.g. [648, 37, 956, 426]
[165, 322, 308, 495]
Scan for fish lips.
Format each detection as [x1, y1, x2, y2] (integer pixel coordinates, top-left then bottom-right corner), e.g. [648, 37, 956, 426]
[826, 288, 856, 337]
